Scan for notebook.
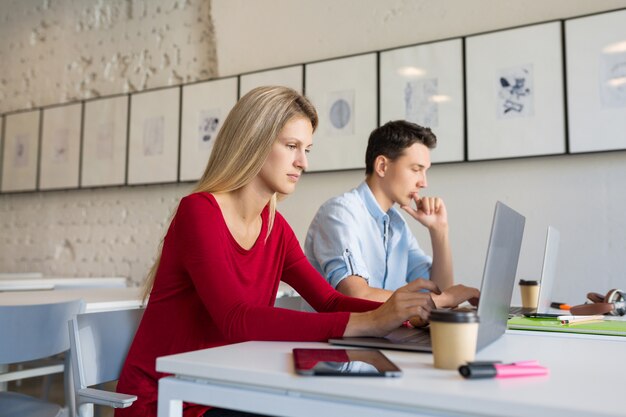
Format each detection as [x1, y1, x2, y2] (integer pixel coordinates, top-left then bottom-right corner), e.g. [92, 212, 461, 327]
[509, 226, 560, 316]
[329, 201, 526, 352]
[507, 316, 626, 337]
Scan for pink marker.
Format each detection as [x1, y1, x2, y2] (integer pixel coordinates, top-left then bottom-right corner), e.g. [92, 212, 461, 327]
[459, 361, 549, 379]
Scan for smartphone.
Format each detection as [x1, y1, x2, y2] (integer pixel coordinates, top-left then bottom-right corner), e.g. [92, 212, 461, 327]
[292, 348, 402, 377]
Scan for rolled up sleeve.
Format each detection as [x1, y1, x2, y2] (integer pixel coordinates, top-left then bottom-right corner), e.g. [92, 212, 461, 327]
[305, 201, 370, 289]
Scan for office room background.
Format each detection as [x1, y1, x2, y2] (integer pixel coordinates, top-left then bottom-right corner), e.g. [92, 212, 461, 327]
[1, 0, 625, 307]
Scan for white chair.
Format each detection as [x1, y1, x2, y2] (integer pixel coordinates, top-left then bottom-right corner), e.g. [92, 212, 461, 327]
[68, 308, 144, 417]
[0, 299, 84, 417]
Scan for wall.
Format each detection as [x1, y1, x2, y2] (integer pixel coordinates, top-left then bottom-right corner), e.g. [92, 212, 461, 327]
[1, 0, 626, 306]
[0, 0, 212, 284]
[211, 0, 626, 305]
[0, 0, 217, 113]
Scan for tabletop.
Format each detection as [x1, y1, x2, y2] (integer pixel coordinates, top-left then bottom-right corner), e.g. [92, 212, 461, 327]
[157, 332, 626, 417]
[0, 287, 144, 312]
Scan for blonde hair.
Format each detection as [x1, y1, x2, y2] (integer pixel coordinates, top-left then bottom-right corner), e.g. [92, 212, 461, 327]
[142, 86, 318, 301]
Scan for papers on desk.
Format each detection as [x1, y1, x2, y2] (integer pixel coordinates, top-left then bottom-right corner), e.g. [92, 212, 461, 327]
[508, 316, 626, 337]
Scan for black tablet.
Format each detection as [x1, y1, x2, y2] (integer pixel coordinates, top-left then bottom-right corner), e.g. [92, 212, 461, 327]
[292, 348, 402, 377]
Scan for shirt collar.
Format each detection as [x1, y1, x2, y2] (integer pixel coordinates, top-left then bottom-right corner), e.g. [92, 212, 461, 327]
[356, 181, 389, 222]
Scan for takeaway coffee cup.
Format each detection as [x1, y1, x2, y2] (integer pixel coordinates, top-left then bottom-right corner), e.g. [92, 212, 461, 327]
[429, 309, 479, 370]
[519, 279, 540, 309]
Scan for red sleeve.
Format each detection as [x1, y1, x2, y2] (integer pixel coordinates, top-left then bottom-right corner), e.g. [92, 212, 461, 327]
[175, 195, 366, 342]
[279, 215, 382, 313]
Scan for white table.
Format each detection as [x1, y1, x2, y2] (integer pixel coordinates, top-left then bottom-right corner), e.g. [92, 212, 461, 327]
[0, 272, 43, 279]
[157, 333, 626, 417]
[0, 287, 143, 312]
[0, 276, 128, 292]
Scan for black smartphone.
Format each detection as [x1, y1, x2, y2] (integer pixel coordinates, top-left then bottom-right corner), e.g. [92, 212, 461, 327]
[293, 348, 402, 377]
[523, 313, 561, 318]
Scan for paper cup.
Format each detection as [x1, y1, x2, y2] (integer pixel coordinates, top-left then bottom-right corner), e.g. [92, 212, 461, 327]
[429, 310, 479, 370]
[519, 279, 540, 309]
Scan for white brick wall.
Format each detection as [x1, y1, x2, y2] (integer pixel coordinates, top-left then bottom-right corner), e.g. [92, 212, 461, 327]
[0, 0, 216, 285]
[0, 183, 191, 285]
[0, 0, 216, 113]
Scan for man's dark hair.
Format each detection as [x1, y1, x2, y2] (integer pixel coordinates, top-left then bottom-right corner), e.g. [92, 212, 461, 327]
[365, 120, 437, 175]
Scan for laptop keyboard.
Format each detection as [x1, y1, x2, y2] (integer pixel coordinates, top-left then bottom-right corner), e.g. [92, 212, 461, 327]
[385, 327, 431, 345]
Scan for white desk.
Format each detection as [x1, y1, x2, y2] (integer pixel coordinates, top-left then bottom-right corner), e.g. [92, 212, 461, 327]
[157, 333, 626, 417]
[0, 276, 128, 292]
[0, 287, 143, 312]
[0, 272, 43, 279]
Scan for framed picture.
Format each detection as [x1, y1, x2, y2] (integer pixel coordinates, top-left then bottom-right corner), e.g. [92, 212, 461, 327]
[380, 39, 464, 163]
[466, 21, 566, 160]
[81, 95, 129, 187]
[180, 77, 238, 182]
[39, 103, 82, 190]
[128, 87, 180, 185]
[305, 53, 377, 172]
[1, 110, 41, 192]
[239, 65, 304, 97]
[566, 9, 626, 153]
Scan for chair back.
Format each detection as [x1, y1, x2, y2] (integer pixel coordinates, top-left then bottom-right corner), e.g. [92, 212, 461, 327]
[69, 308, 144, 389]
[0, 299, 84, 365]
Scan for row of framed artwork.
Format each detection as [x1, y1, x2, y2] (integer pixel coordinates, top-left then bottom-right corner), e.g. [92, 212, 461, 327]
[1, 8, 625, 193]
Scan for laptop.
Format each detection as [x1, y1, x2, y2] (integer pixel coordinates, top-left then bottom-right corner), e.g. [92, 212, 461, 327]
[329, 201, 526, 352]
[510, 226, 560, 316]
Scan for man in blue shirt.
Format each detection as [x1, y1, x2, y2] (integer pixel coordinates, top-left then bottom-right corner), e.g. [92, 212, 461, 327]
[305, 120, 477, 308]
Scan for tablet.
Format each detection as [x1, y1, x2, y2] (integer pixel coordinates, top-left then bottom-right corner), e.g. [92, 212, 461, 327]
[292, 348, 402, 377]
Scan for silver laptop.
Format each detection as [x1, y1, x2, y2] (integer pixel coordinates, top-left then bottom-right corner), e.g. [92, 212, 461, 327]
[329, 201, 526, 352]
[510, 226, 560, 316]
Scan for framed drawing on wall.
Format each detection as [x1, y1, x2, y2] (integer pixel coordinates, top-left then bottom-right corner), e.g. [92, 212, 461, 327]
[380, 38, 464, 163]
[566, 9, 626, 153]
[305, 53, 377, 172]
[466, 21, 566, 161]
[239, 65, 304, 97]
[180, 77, 238, 182]
[128, 87, 180, 185]
[39, 103, 82, 190]
[81, 95, 129, 187]
[1, 110, 41, 192]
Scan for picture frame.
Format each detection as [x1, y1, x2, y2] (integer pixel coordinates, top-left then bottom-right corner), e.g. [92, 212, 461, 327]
[239, 65, 304, 97]
[127, 87, 180, 185]
[465, 21, 566, 161]
[39, 103, 82, 190]
[305, 53, 377, 172]
[81, 95, 129, 187]
[380, 39, 465, 163]
[565, 9, 626, 153]
[180, 77, 238, 182]
[1, 110, 41, 192]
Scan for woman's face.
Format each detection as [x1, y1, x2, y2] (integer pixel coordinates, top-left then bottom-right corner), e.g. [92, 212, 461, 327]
[257, 116, 313, 195]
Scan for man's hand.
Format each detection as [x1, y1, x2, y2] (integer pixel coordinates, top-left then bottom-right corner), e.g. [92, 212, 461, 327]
[401, 195, 448, 231]
[431, 284, 480, 309]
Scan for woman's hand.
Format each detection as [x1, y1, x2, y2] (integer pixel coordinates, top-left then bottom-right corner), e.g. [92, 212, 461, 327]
[344, 279, 440, 337]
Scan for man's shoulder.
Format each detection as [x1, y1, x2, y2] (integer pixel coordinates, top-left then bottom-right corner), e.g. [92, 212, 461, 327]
[317, 187, 365, 216]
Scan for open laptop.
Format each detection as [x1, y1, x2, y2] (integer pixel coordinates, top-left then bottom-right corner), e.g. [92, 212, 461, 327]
[329, 201, 526, 353]
[509, 226, 560, 316]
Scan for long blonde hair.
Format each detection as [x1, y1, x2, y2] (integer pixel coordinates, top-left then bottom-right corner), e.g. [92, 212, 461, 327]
[142, 86, 318, 301]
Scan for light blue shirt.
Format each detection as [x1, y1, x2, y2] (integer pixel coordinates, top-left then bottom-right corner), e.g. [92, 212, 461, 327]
[305, 182, 432, 290]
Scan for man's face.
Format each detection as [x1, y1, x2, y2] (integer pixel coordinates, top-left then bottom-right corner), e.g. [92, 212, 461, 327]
[381, 142, 431, 207]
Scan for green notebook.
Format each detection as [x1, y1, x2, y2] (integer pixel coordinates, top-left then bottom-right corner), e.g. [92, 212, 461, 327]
[508, 316, 626, 337]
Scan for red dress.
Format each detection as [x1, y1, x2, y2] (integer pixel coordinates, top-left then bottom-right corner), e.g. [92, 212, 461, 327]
[115, 193, 380, 417]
